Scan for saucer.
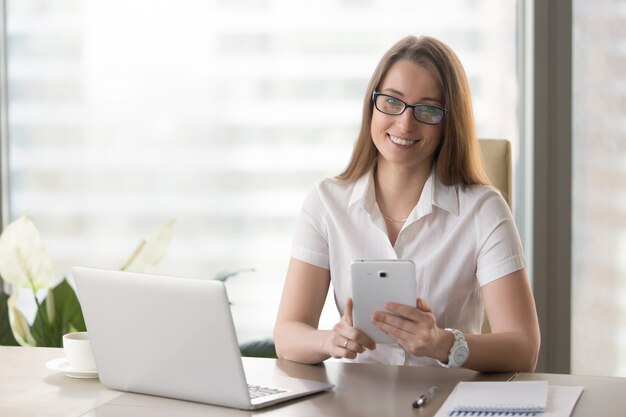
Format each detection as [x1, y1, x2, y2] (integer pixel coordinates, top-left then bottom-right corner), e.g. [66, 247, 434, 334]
[45, 357, 99, 379]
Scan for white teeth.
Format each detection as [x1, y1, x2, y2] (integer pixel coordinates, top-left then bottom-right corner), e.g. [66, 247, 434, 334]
[389, 134, 418, 146]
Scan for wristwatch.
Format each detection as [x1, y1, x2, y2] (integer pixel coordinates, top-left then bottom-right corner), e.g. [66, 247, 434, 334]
[436, 328, 469, 368]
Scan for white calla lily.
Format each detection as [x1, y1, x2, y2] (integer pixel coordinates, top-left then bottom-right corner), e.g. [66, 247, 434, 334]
[121, 220, 175, 272]
[7, 288, 37, 346]
[0, 214, 55, 291]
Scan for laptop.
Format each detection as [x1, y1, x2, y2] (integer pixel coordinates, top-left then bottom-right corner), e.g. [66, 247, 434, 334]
[72, 266, 333, 410]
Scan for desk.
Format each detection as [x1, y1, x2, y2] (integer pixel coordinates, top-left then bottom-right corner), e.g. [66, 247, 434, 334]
[2, 346, 625, 417]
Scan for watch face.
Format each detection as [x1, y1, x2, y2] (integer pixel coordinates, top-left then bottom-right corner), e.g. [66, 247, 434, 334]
[453, 346, 469, 365]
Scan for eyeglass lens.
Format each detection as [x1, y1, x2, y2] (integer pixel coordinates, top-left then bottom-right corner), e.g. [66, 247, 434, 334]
[374, 94, 444, 125]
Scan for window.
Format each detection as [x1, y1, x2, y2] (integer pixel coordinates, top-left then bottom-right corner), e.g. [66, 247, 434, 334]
[5, 0, 518, 342]
[572, 0, 626, 377]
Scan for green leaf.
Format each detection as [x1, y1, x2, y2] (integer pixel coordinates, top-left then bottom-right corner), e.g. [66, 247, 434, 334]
[239, 338, 277, 358]
[214, 268, 255, 282]
[30, 304, 55, 347]
[31, 279, 86, 347]
[0, 291, 19, 346]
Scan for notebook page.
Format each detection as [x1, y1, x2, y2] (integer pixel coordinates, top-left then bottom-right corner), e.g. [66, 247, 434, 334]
[542, 385, 583, 417]
[451, 381, 547, 413]
[434, 383, 583, 417]
[434, 381, 548, 415]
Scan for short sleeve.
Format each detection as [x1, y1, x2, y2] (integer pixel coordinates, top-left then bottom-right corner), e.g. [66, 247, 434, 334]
[290, 185, 330, 269]
[475, 189, 527, 286]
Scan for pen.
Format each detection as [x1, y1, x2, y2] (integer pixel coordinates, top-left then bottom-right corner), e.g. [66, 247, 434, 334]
[412, 385, 438, 408]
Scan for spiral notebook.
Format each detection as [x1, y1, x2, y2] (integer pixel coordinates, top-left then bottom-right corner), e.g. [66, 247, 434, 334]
[434, 381, 583, 417]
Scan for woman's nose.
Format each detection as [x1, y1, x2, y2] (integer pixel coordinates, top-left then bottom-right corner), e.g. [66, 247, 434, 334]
[396, 108, 417, 129]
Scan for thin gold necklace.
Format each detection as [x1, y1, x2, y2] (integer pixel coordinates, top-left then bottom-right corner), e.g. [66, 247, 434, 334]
[379, 209, 408, 223]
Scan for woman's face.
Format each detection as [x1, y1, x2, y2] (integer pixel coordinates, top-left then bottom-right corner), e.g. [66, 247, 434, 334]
[370, 59, 444, 172]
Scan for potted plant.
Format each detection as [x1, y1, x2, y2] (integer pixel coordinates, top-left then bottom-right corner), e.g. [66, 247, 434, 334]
[0, 214, 174, 347]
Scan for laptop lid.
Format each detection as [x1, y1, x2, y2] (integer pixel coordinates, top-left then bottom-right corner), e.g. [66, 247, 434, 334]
[72, 267, 332, 410]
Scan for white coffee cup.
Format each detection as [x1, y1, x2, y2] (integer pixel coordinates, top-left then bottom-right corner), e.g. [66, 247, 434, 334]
[63, 332, 97, 371]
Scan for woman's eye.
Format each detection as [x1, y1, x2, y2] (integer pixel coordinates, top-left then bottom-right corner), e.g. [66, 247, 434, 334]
[417, 106, 436, 116]
[385, 97, 402, 106]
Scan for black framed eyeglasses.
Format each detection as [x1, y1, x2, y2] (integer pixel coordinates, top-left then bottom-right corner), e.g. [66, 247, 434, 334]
[372, 92, 447, 125]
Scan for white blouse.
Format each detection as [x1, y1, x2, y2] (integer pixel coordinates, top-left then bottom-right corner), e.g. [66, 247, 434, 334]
[290, 167, 526, 366]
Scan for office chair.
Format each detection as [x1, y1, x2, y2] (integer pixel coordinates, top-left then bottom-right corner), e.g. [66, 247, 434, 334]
[478, 139, 512, 209]
[478, 139, 512, 334]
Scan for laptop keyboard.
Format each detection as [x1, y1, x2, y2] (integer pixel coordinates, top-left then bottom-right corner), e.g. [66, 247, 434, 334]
[248, 384, 288, 399]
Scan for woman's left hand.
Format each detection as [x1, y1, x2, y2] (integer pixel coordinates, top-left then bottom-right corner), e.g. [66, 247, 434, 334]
[371, 298, 451, 361]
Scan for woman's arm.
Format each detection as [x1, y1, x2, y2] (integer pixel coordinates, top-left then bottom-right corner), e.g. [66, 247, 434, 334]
[372, 269, 540, 372]
[274, 258, 375, 364]
[465, 268, 540, 372]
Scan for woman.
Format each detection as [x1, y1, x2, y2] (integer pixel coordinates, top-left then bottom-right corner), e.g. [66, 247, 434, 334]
[274, 36, 540, 372]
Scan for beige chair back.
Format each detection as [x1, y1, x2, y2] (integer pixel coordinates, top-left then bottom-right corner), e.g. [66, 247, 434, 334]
[477, 139, 512, 334]
[478, 139, 512, 208]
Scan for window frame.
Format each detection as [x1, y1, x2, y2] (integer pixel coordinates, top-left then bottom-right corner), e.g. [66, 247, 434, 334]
[0, 0, 9, 233]
[526, 0, 573, 373]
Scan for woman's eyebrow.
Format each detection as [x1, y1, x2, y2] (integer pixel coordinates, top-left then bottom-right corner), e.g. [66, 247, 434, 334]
[380, 88, 406, 97]
[380, 88, 442, 105]
[419, 97, 443, 105]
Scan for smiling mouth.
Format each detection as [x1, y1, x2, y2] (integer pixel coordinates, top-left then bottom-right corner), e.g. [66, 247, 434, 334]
[388, 134, 419, 146]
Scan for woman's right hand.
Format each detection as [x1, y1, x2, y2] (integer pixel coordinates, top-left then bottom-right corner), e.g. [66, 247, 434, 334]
[325, 298, 376, 359]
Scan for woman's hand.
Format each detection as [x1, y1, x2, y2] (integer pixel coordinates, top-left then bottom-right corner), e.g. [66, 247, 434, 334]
[325, 298, 376, 359]
[371, 298, 451, 362]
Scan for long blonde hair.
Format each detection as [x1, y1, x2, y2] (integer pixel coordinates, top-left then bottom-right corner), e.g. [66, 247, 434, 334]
[337, 36, 489, 186]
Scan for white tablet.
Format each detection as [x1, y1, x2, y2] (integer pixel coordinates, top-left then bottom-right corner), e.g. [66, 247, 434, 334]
[351, 259, 417, 344]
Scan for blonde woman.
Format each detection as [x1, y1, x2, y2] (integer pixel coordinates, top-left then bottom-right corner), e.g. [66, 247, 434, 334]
[274, 36, 540, 372]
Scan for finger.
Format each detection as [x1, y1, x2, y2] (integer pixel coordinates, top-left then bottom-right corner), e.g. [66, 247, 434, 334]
[342, 338, 365, 354]
[372, 311, 408, 329]
[343, 298, 354, 326]
[339, 298, 376, 350]
[332, 323, 367, 353]
[351, 330, 376, 350]
[383, 302, 422, 321]
[372, 312, 414, 339]
[335, 323, 376, 351]
[331, 348, 355, 360]
[334, 335, 359, 359]
[372, 316, 413, 343]
[417, 298, 432, 312]
[339, 347, 357, 360]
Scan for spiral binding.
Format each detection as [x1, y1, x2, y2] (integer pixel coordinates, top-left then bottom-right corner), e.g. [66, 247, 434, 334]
[450, 410, 541, 416]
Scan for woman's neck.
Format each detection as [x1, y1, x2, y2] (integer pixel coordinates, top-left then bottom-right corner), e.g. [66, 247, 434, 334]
[374, 160, 432, 221]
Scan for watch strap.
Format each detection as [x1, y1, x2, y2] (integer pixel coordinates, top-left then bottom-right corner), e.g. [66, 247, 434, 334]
[436, 328, 468, 368]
